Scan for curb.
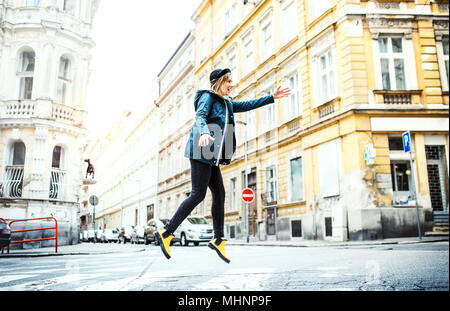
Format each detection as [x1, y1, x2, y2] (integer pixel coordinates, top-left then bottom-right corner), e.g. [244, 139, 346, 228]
[227, 237, 449, 248]
[0, 248, 147, 258]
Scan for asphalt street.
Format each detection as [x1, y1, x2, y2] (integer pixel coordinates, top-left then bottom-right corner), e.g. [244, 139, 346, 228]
[0, 242, 448, 291]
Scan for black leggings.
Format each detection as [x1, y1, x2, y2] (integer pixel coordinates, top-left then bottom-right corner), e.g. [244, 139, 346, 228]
[165, 159, 225, 238]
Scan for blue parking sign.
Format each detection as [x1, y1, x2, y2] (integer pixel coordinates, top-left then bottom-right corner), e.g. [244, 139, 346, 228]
[402, 131, 411, 153]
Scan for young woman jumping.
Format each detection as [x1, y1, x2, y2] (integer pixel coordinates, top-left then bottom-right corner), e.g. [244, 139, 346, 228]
[155, 68, 291, 263]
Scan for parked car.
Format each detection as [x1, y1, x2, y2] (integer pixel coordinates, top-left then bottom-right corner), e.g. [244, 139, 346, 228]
[82, 230, 89, 242]
[173, 216, 214, 246]
[95, 229, 104, 242]
[101, 229, 119, 243]
[118, 226, 134, 244]
[144, 218, 169, 245]
[131, 225, 145, 244]
[87, 230, 96, 242]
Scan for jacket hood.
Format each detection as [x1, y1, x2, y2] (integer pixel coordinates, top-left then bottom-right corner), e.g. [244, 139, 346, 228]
[194, 90, 225, 111]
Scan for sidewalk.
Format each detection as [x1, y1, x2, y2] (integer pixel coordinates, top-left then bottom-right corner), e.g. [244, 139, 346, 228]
[227, 236, 449, 248]
[1, 236, 447, 258]
[0, 242, 147, 258]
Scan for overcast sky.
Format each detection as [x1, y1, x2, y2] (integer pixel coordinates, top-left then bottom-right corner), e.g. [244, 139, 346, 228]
[86, 0, 202, 138]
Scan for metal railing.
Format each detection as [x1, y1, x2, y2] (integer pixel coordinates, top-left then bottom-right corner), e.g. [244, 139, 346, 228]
[2, 217, 58, 254]
[2, 165, 24, 198]
[49, 168, 66, 200]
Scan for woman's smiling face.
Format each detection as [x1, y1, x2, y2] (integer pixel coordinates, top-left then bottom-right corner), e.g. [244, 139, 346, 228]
[219, 74, 233, 97]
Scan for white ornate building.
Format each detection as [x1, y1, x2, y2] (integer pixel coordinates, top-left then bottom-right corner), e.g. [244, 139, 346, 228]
[0, 0, 99, 247]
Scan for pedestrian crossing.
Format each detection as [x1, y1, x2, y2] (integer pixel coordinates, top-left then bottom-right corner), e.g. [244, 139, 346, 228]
[0, 251, 283, 291]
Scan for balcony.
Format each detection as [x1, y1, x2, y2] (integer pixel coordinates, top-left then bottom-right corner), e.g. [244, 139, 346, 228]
[373, 90, 423, 106]
[0, 100, 85, 128]
[49, 168, 66, 201]
[1, 165, 24, 199]
[261, 191, 277, 207]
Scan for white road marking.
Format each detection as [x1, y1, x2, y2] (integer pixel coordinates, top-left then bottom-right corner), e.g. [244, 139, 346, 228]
[0, 275, 40, 284]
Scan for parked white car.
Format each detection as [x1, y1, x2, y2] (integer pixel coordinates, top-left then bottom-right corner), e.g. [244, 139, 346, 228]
[101, 229, 119, 243]
[174, 216, 214, 246]
[86, 230, 95, 242]
[95, 229, 103, 242]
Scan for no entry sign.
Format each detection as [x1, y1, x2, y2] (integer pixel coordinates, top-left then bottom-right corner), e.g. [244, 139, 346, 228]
[241, 188, 255, 203]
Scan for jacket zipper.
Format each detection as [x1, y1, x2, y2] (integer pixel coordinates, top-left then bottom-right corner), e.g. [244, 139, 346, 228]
[215, 99, 229, 166]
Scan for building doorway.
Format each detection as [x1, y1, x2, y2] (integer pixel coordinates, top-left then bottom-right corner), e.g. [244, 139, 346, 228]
[426, 145, 449, 222]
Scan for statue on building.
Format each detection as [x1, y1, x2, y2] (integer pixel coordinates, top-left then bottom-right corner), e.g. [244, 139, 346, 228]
[84, 159, 95, 179]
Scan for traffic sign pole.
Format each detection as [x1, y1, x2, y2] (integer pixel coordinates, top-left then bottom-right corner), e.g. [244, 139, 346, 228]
[403, 131, 422, 240]
[89, 195, 99, 244]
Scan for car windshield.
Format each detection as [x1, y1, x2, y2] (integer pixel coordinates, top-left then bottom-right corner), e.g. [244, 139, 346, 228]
[187, 217, 208, 225]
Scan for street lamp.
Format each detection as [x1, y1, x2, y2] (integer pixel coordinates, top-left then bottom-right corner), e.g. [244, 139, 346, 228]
[236, 119, 249, 244]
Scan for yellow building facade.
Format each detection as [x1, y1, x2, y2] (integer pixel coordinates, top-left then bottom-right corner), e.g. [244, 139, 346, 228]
[188, 0, 449, 241]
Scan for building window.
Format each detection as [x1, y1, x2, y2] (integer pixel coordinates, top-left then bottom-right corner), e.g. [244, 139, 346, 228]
[265, 166, 277, 205]
[378, 37, 407, 90]
[242, 33, 254, 76]
[224, 2, 238, 37]
[308, 0, 331, 22]
[200, 37, 206, 63]
[287, 72, 301, 120]
[26, 0, 40, 7]
[281, 0, 298, 45]
[3, 142, 26, 198]
[444, 38, 449, 88]
[262, 89, 276, 131]
[390, 162, 413, 205]
[437, 36, 449, 91]
[57, 56, 72, 106]
[63, 0, 76, 15]
[18, 50, 35, 100]
[50, 146, 66, 200]
[227, 49, 237, 83]
[315, 49, 337, 106]
[260, 16, 274, 62]
[290, 156, 304, 202]
[229, 177, 237, 212]
[291, 220, 302, 238]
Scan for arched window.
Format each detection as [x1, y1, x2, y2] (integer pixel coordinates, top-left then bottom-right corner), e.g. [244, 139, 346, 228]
[57, 56, 72, 105]
[63, 0, 77, 15]
[2, 141, 26, 198]
[18, 49, 35, 100]
[49, 146, 66, 200]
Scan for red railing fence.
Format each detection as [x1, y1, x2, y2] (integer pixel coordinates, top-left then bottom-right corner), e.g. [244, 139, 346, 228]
[1, 217, 58, 254]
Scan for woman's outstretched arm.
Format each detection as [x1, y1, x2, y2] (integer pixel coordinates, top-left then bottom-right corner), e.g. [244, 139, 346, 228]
[231, 86, 291, 113]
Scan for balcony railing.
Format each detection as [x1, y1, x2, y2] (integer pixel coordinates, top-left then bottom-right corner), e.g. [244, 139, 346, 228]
[261, 191, 277, 206]
[3, 101, 35, 118]
[2, 165, 24, 198]
[0, 100, 84, 126]
[373, 90, 423, 105]
[49, 168, 66, 201]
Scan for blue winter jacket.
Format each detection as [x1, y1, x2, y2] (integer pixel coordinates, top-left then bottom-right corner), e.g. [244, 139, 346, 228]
[184, 90, 275, 166]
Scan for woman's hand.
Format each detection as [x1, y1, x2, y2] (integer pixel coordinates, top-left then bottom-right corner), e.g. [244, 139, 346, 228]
[199, 133, 215, 147]
[273, 86, 291, 100]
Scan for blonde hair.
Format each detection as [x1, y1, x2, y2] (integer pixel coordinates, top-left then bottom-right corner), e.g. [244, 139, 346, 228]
[211, 72, 232, 96]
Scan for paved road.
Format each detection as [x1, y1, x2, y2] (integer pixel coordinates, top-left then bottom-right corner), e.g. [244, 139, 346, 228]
[0, 242, 448, 291]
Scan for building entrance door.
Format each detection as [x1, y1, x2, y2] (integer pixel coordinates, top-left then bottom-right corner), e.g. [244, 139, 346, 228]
[426, 145, 449, 223]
